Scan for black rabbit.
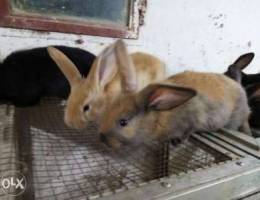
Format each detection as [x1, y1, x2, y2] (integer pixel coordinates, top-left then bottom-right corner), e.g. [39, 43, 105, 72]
[247, 84, 260, 129]
[224, 52, 260, 130]
[0, 46, 96, 107]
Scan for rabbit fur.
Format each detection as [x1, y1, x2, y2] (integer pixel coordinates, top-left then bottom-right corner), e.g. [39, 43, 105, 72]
[99, 71, 251, 149]
[47, 40, 166, 129]
[0, 46, 95, 107]
[224, 52, 260, 129]
[224, 52, 255, 85]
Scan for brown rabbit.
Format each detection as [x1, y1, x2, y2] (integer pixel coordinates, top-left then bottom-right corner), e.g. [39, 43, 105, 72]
[99, 71, 252, 149]
[47, 40, 165, 129]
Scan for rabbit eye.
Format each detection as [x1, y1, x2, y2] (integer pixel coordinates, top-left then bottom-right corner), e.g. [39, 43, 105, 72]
[119, 119, 128, 127]
[83, 105, 90, 112]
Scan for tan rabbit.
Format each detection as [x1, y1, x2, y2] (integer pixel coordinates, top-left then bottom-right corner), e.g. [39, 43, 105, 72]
[47, 40, 165, 129]
[99, 71, 252, 149]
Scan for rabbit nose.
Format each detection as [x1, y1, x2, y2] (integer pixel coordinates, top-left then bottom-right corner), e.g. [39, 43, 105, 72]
[100, 133, 107, 144]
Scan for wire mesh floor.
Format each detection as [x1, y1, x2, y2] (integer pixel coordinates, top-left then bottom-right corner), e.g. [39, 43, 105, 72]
[0, 98, 232, 200]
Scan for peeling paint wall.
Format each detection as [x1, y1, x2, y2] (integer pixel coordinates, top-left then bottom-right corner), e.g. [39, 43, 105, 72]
[0, 0, 260, 75]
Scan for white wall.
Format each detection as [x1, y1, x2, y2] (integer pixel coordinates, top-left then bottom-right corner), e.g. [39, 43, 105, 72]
[0, 0, 260, 74]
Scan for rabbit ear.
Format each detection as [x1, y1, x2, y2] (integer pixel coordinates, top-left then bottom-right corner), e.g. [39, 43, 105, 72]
[224, 66, 242, 83]
[88, 40, 137, 92]
[139, 84, 197, 111]
[224, 53, 254, 83]
[232, 52, 255, 70]
[115, 40, 137, 93]
[87, 41, 118, 90]
[47, 47, 82, 86]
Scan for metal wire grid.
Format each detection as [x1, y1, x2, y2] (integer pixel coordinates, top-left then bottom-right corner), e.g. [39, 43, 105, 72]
[167, 138, 230, 175]
[0, 105, 18, 200]
[0, 98, 231, 200]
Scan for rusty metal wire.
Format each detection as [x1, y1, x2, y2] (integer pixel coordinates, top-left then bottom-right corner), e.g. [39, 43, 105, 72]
[0, 98, 231, 200]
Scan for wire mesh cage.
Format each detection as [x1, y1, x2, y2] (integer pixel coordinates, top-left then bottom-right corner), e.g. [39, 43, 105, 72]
[0, 98, 233, 200]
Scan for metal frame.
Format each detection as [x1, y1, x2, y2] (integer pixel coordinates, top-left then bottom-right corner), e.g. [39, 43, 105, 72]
[94, 132, 260, 200]
[0, 105, 17, 200]
[201, 129, 260, 158]
[0, 0, 143, 39]
[96, 156, 260, 200]
[2, 99, 260, 200]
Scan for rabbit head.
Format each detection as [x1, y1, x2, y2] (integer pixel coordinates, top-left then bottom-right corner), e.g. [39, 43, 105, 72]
[99, 83, 196, 149]
[47, 40, 138, 129]
[224, 52, 254, 83]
